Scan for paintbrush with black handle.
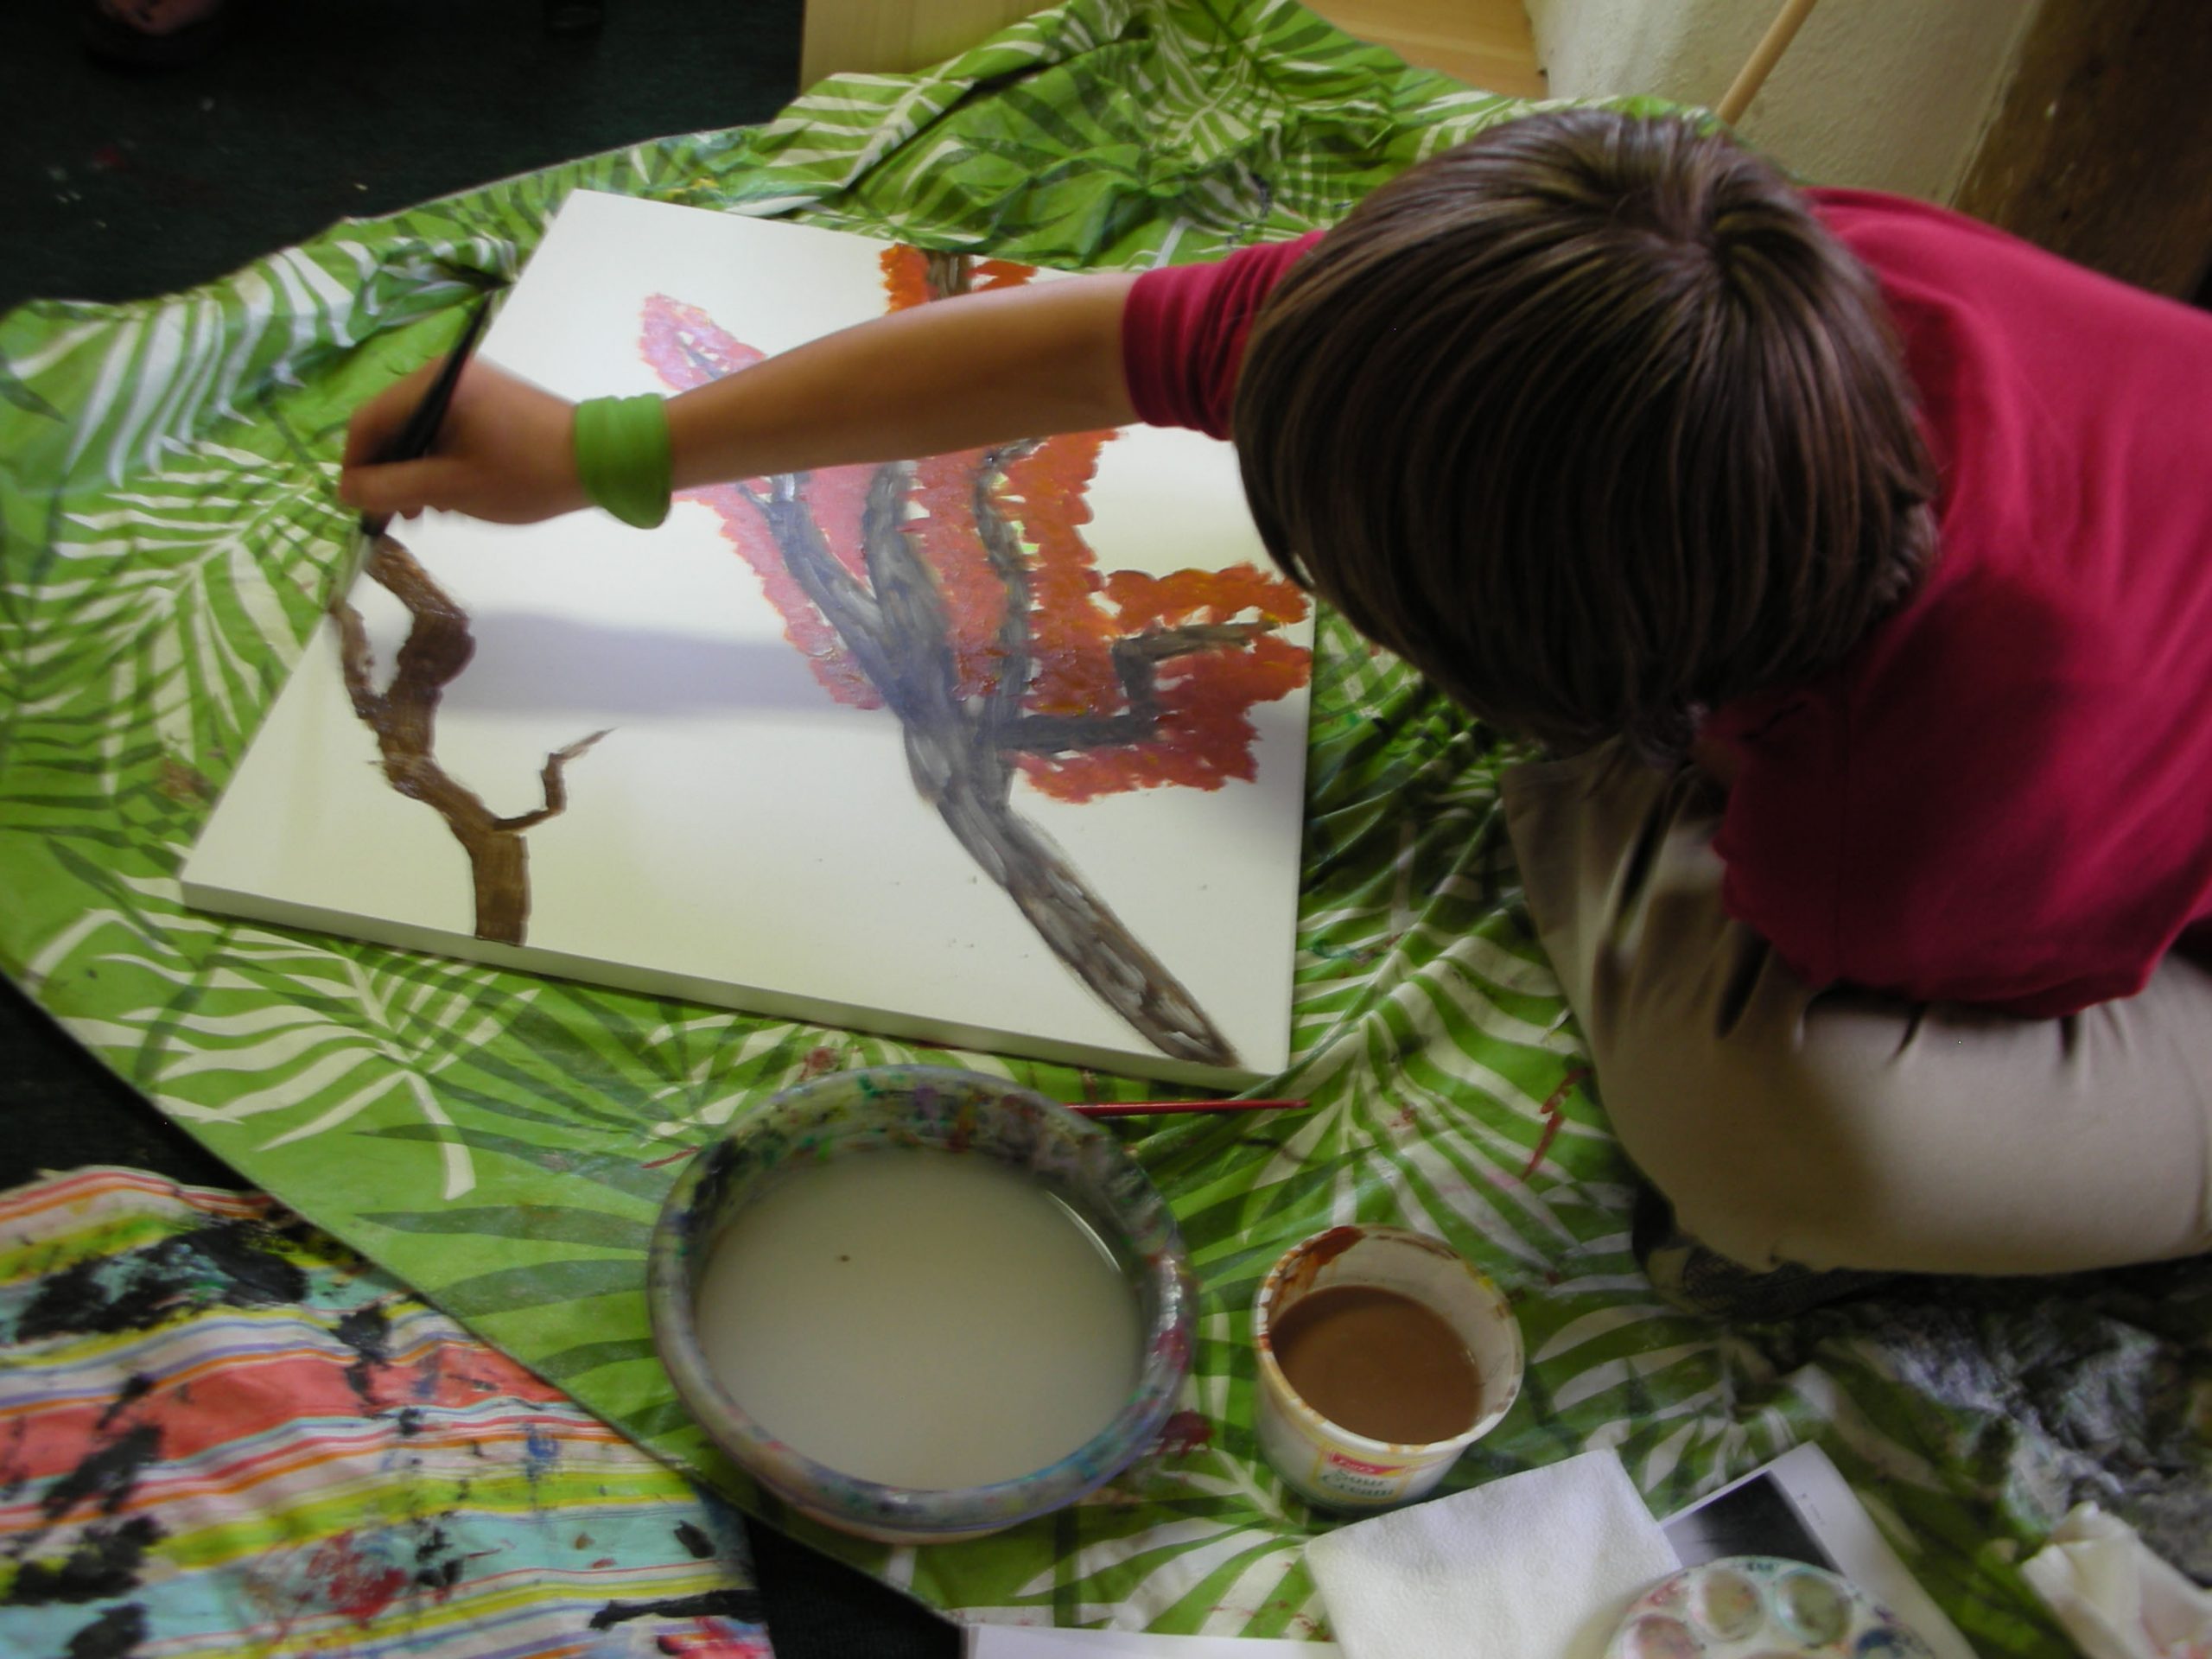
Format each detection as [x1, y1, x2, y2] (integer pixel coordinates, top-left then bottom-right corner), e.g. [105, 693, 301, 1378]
[324, 295, 495, 611]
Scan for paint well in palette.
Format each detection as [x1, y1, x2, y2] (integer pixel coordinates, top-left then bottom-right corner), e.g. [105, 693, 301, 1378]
[694, 1148, 1142, 1490]
[1605, 1558, 1939, 1659]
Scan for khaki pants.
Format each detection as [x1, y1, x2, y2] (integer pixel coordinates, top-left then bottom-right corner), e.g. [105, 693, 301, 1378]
[1503, 744, 2212, 1276]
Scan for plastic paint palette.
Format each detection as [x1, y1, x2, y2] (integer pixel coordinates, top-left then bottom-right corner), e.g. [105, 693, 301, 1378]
[1607, 1557, 1938, 1659]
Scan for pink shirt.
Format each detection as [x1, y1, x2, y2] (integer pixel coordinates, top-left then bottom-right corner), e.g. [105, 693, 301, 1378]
[1122, 194, 2212, 1015]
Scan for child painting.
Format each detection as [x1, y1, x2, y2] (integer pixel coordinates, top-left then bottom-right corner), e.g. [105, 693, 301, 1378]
[343, 109, 2212, 1316]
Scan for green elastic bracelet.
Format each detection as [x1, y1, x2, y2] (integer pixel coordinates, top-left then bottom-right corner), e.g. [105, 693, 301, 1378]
[573, 393, 671, 530]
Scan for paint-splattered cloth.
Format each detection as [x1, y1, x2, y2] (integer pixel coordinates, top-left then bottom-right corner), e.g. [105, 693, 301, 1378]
[0, 1167, 773, 1659]
[1, 0, 2206, 1650]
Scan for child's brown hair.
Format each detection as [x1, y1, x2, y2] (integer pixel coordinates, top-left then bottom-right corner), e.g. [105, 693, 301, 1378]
[1233, 108, 1937, 759]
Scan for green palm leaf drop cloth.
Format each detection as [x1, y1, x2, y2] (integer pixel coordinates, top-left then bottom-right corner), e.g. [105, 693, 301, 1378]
[4, 1, 2197, 1648]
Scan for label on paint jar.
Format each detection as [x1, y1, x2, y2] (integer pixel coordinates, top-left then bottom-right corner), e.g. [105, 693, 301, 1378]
[1313, 1450, 1413, 1503]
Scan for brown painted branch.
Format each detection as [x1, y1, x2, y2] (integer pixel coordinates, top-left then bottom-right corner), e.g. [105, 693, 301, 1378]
[857, 461, 967, 728]
[751, 474, 887, 650]
[953, 346, 1282, 769]
[494, 728, 613, 834]
[332, 534, 602, 947]
[995, 621, 1278, 756]
[749, 469, 1238, 1069]
[971, 442, 1042, 738]
[1118, 620, 1277, 662]
[931, 766, 1239, 1069]
[924, 251, 974, 302]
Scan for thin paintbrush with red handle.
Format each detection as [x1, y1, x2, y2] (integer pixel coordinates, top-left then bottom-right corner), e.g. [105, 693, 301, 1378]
[1069, 1097, 1311, 1120]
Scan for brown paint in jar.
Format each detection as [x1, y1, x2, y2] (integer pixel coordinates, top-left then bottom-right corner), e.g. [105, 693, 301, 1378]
[1268, 1283, 1481, 1445]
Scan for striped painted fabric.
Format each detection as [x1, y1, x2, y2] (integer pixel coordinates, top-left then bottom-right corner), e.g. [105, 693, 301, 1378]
[0, 1167, 772, 1659]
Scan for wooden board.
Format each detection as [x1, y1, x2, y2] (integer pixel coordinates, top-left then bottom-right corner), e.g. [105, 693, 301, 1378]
[1954, 0, 2212, 300]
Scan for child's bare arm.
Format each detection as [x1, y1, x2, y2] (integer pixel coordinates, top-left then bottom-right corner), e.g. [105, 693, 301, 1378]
[668, 271, 1137, 490]
[339, 272, 1139, 525]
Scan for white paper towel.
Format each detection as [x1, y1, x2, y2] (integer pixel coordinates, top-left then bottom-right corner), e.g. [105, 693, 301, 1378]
[1305, 1448, 1678, 1659]
[2022, 1503, 2212, 1659]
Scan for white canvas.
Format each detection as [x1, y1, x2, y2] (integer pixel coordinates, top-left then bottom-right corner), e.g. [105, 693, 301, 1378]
[183, 191, 1314, 1086]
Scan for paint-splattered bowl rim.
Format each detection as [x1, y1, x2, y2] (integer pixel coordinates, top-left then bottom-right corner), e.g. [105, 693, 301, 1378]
[647, 1065, 1198, 1544]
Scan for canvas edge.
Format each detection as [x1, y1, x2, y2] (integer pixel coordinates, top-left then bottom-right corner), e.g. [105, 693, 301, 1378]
[172, 874, 1278, 1091]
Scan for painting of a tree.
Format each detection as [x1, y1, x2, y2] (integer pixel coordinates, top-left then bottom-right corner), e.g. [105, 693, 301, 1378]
[187, 199, 1314, 1081]
[640, 249, 1312, 1067]
[332, 538, 607, 947]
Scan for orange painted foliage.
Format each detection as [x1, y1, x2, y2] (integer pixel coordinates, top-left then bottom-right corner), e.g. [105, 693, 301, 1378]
[636, 250, 1311, 801]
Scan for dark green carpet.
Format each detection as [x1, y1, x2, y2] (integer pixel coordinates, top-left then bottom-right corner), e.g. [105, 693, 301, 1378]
[3, 5, 959, 1652]
[6, 0, 803, 312]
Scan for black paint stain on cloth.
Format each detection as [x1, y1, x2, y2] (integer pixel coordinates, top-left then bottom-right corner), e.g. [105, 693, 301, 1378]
[41, 1424, 162, 1522]
[9, 1516, 165, 1606]
[95, 1375, 156, 1432]
[332, 1300, 394, 1408]
[0, 1416, 32, 1503]
[165, 1219, 308, 1303]
[6, 1418, 167, 1611]
[16, 1220, 308, 1342]
[66, 1601, 148, 1659]
[587, 1586, 766, 1630]
[416, 1554, 465, 1593]
[673, 1520, 715, 1560]
[411, 1522, 466, 1593]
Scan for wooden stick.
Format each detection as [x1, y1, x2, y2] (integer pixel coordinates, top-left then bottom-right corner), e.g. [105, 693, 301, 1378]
[1716, 0, 1823, 126]
[1070, 1097, 1312, 1120]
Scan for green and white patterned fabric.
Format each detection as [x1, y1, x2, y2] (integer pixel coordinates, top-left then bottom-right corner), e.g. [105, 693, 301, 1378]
[3, 0, 2202, 1648]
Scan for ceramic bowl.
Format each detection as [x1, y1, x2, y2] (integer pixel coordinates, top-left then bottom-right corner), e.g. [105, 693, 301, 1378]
[647, 1065, 1197, 1544]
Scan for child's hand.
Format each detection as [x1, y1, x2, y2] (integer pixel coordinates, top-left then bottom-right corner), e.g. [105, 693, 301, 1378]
[340, 359, 591, 525]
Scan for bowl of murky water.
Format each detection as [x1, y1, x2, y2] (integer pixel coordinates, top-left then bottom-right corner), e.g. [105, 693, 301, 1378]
[648, 1065, 1196, 1544]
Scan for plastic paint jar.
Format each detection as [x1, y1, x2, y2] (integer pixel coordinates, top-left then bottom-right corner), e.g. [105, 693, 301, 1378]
[1252, 1224, 1523, 1510]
